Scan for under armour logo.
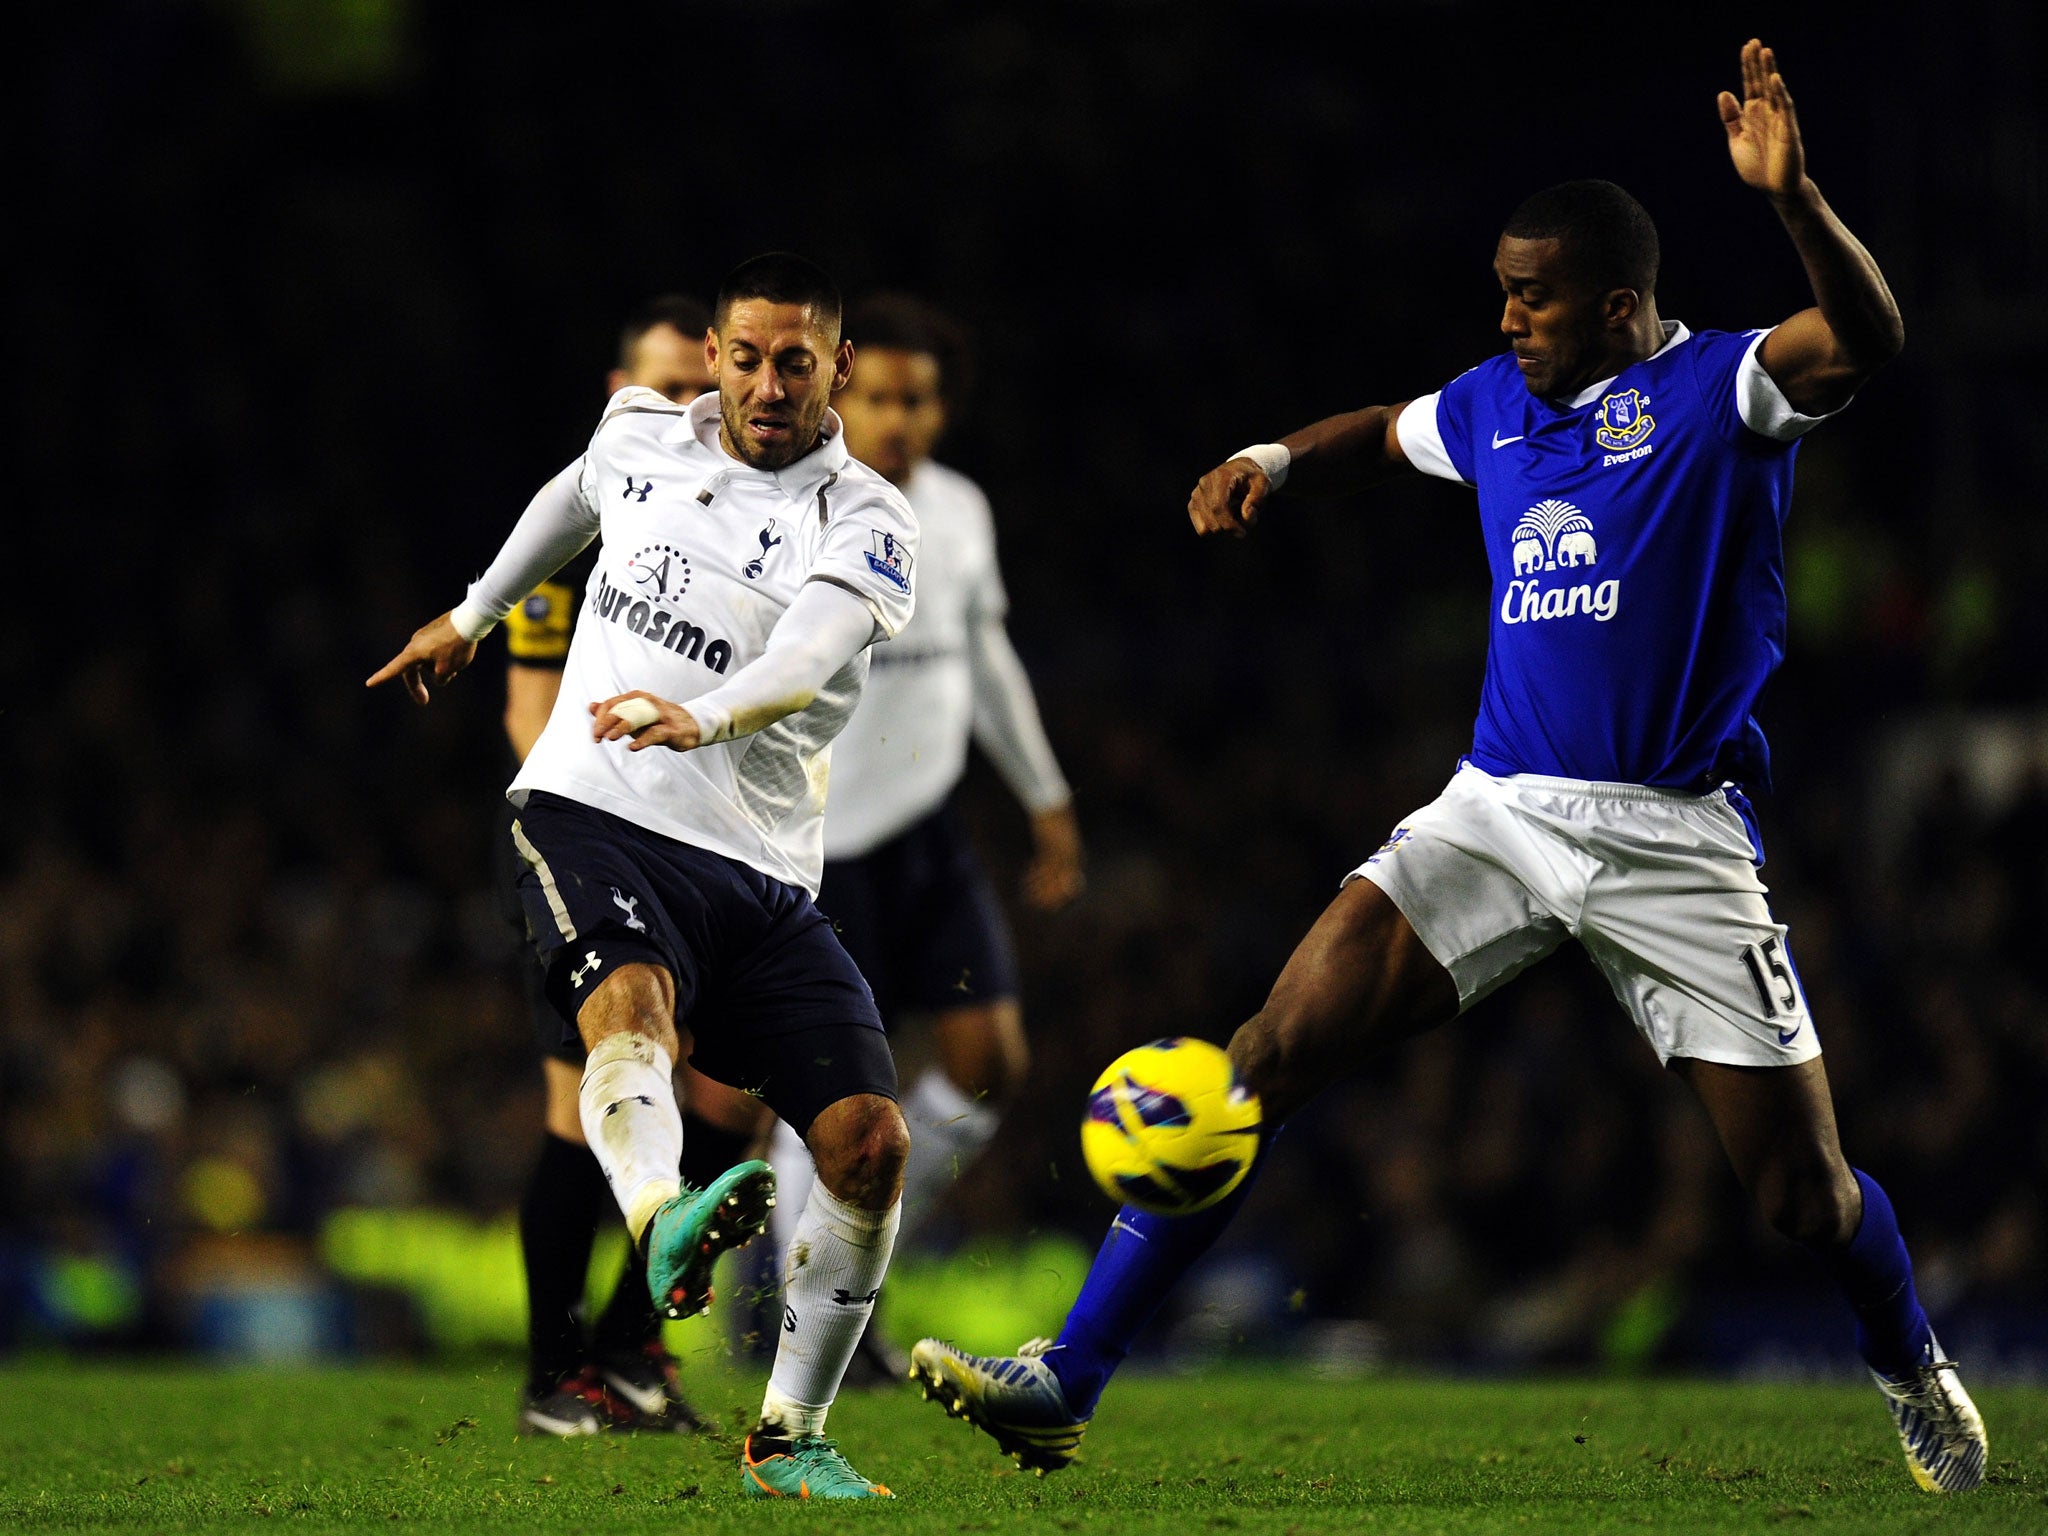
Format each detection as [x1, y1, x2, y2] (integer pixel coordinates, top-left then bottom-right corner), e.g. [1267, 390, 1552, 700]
[569, 950, 602, 988]
[742, 521, 783, 580]
[623, 476, 654, 502]
[831, 1287, 881, 1307]
[611, 888, 647, 933]
[782, 1305, 797, 1333]
[604, 1095, 655, 1116]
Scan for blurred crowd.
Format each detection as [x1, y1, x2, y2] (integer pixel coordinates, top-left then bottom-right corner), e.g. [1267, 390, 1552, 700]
[3, 440, 2042, 1367]
[12, 2, 2044, 1369]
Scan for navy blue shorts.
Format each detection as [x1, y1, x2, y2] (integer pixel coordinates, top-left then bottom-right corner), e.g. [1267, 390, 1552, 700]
[818, 797, 1020, 1018]
[496, 800, 582, 1066]
[509, 791, 896, 1134]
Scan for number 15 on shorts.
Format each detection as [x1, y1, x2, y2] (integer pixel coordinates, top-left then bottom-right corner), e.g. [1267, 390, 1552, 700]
[1740, 934, 1801, 1018]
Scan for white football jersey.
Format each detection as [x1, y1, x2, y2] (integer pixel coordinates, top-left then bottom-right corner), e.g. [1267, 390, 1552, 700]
[511, 388, 918, 895]
[823, 459, 1063, 858]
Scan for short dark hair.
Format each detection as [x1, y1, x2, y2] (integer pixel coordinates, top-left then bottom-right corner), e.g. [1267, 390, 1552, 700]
[845, 292, 973, 409]
[1502, 179, 1660, 296]
[617, 293, 712, 369]
[715, 252, 843, 343]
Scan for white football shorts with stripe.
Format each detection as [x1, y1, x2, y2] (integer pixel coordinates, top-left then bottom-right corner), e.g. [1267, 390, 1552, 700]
[1352, 763, 1818, 1069]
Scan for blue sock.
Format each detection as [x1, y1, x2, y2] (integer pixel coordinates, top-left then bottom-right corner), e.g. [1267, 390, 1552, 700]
[1046, 1132, 1273, 1416]
[1815, 1169, 1933, 1377]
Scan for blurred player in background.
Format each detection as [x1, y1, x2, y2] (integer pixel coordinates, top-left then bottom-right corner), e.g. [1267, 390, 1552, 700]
[764, 294, 1083, 1381]
[911, 41, 1988, 1495]
[501, 294, 775, 1437]
[373, 253, 917, 1499]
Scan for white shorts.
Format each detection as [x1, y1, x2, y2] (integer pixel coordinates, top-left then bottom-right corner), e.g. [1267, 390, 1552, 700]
[1350, 764, 1819, 1069]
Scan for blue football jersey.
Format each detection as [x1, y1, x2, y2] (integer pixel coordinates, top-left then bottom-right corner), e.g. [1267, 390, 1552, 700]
[1399, 323, 1834, 793]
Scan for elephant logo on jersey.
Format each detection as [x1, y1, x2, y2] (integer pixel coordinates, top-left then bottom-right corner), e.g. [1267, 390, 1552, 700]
[865, 529, 913, 592]
[625, 544, 691, 602]
[742, 520, 783, 580]
[1502, 499, 1619, 625]
[1509, 499, 1598, 574]
[1594, 387, 1656, 451]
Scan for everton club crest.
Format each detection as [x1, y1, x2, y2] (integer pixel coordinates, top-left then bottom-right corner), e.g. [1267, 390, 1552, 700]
[1594, 387, 1656, 451]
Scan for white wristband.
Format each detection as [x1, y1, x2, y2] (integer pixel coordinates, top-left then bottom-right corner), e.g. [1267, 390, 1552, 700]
[1231, 442, 1290, 491]
[450, 594, 500, 642]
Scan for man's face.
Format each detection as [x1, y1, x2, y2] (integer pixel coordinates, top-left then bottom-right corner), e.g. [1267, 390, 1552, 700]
[611, 321, 717, 403]
[834, 347, 946, 485]
[1494, 234, 1625, 400]
[711, 299, 854, 471]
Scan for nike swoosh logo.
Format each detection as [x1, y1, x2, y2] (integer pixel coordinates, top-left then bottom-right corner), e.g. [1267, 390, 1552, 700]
[1777, 1023, 1802, 1046]
[1492, 431, 1524, 448]
[601, 1370, 668, 1416]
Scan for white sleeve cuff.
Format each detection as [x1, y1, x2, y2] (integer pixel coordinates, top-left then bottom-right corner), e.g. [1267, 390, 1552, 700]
[450, 595, 499, 641]
[687, 698, 734, 745]
[1736, 328, 1848, 441]
[1394, 393, 1463, 482]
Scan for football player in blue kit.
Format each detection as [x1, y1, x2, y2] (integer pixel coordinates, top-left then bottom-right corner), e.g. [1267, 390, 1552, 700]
[910, 40, 1988, 1495]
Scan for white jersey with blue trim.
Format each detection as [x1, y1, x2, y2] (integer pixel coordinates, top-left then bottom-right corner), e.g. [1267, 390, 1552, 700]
[1395, 321, 1840, 793]
[510, 388, 918, 895]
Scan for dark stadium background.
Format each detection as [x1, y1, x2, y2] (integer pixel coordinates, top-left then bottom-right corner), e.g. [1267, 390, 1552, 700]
[10, 1, 2044, 1374]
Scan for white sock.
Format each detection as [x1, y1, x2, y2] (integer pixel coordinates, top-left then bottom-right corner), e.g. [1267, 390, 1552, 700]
[579, 1033, 682, 1240]
[897, 1068, 1000, 1238]
[767, 1115, 814, 1258]
[761, 1180, 899, 1436]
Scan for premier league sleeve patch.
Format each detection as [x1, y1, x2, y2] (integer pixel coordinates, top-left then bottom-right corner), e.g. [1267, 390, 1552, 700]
[865, 530, 913, 593]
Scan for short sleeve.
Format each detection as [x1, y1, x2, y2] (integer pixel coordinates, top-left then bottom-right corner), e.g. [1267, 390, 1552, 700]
[504, 579, 575, 665]
[808, 488, 919, 639]
[1735, 328, 1849, 441]
[1399, 367, 1484, 485]
[1395, 393, 1463, 483]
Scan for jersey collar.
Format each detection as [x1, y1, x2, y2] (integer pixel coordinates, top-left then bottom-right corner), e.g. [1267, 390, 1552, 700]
[687, 392, 851, 498]
[1558, 320, 1691, 410]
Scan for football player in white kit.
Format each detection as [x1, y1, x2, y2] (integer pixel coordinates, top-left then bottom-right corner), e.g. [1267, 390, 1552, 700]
[762, 294, 1082, 1379]
[910, 41, 1988, 1495]
[372, 254, 916, 1499]
[500, 294, 785, 1437]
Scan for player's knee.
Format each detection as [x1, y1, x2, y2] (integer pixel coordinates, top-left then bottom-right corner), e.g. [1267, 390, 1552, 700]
[809, 1095, 910, 1212]
[575, 962, 678, 1059]
[1226, 1010, 1316, 1121]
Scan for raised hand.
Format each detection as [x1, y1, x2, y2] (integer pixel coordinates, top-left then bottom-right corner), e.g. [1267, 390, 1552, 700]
[1719, 38, 1806, 200]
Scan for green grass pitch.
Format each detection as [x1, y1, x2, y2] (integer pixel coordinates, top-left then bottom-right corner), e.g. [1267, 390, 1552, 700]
[3, 1361, 2042, 1533]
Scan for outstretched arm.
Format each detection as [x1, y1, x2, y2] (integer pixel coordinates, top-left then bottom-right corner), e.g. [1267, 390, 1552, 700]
[1722, 38, 1904, 416]
[366, 461, 598, 704]
[1187, 403, 1414, 539]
